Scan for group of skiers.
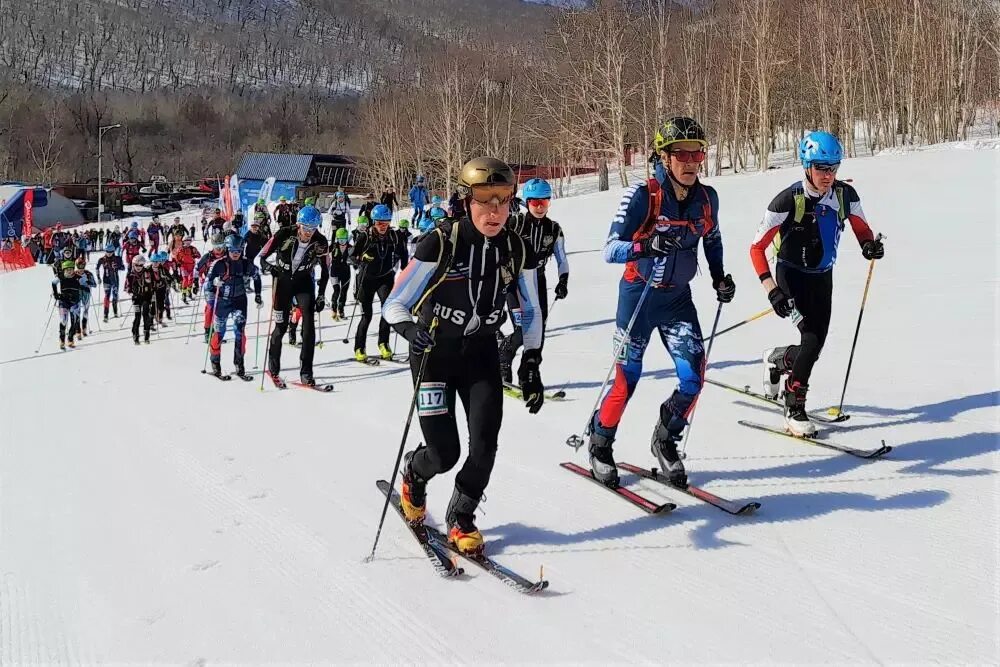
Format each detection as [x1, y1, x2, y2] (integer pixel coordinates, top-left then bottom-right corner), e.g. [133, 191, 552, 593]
[39, 120, 882, 559]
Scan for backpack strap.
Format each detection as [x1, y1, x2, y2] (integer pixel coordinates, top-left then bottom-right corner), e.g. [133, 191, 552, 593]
[642, 178, 663, 236]
[835, 185, 847, 223]
[793, 191, 807, 223]
[411, 221, 461, 315]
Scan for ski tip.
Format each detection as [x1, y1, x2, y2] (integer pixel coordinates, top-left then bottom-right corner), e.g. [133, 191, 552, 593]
[739, 502, 763, 515]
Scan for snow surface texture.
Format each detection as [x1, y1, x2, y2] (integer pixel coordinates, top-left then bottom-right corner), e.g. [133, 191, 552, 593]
[1, 146, 997, 663]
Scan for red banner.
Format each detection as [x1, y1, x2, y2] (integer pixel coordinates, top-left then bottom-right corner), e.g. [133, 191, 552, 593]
[22, 188, 34, 237]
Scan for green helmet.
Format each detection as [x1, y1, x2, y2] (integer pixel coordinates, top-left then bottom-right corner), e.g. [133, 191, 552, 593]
[257, 198, 265, 205]
[60, 260, 76, 272]
[653, 117, 708, 151]
[335, 227, 349, 242]
[278, 195, 287, 202]
[398, 218, 409, 229]
[357, 214, 369, 227]
[304, 196, 316, 206]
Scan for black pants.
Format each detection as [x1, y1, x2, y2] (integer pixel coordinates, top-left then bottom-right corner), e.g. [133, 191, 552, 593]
[132, 299, 153, 340]
[409, 335, 503, 501]
[354, 272, 394, 350]
[776, 264, 833, 386]
[330, 265, 351, 311]
[154, 288, 171, 320]
[501, 271, 549, 363]
[269, 277, 317, 376]
[332, 215, 347, 231]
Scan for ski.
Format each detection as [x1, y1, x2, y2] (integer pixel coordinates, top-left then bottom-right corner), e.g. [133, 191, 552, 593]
[423, 525, 548, 594]
[374, 481, 464, 578]
[502, 382, 566, 401]
[354, 357, 381, 366]
[234, 372, 255, 383]
[559, 462, 675, 515]
[291, 381, 334, 392]
[617, 462, 761, 515]
[201, 370, 232, 381]
[705, 378, 849, 423]
[737, 420, 891, 459]
[266, 372, 288, 390]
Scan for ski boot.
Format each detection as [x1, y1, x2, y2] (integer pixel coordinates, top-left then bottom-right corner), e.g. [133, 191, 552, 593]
[378, 343, 393, 360]
[133, 334, 140, 345]
[299, 372, 316, 387]
[103, 314, 109, 323]
[650, 415, 687, 487]
[210, 359, 223, 377]
[68, 338, 76, 349]
[144, 329, 151, 344]
[330, 308, 340, 322]
[113, 303, 119, 318]
[446, 487, 484, 555]
[399, 448, 427, 524]
[783, 379, 817, 437]
[587, 414, 619, 488]
[182, 293, 188, 305]
[59, 339, 66, 351]
[337, 307, 345, 320]
[762, 346, 789, 400]
[288, 325, 298, 347]
[354, 348, 367, 362]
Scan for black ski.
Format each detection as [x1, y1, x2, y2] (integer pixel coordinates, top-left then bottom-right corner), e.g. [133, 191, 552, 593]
[201, 370, 232, 381]
[234, 372, 255, 382]
[705, 378, 849, 424]
[291, 381, 335, 392]
[423, 525, 548, 594]
[502, 382, 566, 401]
[559, 462, 675, 515]
[617, 462, 761, 515]
[375, 481, 464, 578]
[737, 420, 891, 459]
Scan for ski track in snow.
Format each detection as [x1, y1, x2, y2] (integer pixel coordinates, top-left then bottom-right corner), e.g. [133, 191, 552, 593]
[1, 145, 998, 662]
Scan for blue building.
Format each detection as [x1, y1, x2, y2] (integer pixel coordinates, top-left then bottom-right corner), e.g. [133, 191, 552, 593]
[235, 152, 362, 213]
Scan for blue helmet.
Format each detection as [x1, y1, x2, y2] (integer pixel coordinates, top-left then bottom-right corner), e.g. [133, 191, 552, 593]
[104, 244, 115, 253]
[371, 204, 393, 222]
[130, 221, 138, 229]
[522, 178, 552, 200]
[799, 131, 843, 168]
[127, 230, 138, 240]
[296, 205, 322, 228]
[225, 234, 245, 253]
[429, 206, 447, 220]
[431, 195, 443, 206]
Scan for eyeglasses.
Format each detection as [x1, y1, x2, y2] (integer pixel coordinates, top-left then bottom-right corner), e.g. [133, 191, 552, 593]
[811, 163, 840, 174]
[470, 185, 515, 207]
[527, 198, 550, 207]
[667, 149, 707, 164]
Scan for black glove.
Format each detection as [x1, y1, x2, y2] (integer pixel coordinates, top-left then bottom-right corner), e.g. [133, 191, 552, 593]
[315, 296, 326, 312]
[862, 238, 884, 260]
[518, 349, 544, 414]
[634, 232, 681, 258]
[714, 274, 735, 303]
[255, 293, 263, 307]
[767, 286, 795, 319]
[554, 274, 568, 300]
[403, 322, 435, 355]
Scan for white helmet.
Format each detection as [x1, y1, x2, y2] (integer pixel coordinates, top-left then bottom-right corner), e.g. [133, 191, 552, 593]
[132, 255, 147, 269]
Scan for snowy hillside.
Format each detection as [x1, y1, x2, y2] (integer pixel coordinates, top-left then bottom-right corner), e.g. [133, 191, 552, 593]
[0, 146, 997, 663]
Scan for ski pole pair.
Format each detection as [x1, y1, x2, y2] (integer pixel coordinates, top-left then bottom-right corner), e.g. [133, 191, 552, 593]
[365, 318, 439, 563]
[32, 297, 57, 354]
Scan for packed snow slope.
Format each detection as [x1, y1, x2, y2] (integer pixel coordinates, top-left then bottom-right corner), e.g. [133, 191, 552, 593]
[1, 145, 997, 664]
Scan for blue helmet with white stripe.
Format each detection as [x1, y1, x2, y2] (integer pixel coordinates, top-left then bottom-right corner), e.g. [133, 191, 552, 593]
[799, 131, 843, 168]
[371, 204, 393, 222]
[522, 178, 552, 200]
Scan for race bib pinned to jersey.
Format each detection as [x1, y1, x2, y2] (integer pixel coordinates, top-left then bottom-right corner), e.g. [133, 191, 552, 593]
[511, 308, 522, 327]
[613, 328, 630, 363]
[418, 381, 448, 417]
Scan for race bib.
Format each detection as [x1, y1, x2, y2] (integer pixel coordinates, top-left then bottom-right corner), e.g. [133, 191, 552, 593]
[613, 328, 629, 363]
[418, 382, 448, 417]
[511, 308, 522, 327]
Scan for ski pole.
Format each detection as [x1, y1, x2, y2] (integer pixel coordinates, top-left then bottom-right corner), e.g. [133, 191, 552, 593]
[259, 287, 277, 391]
[254, 294, 270, 369]
[704, 307, 772, 342]
[316, 308, 324, 349]
[678, 300, 724, 457]
[185, 284, 204, 344]
[33, 297, 57, 354]
[342, 301, 359, 344]
[364, 318, 438, 564]
[565, 271, 657, 451]
[830, 234, 882, 419]
[343, 264, 367, 343]
[200, 283, 223, 373]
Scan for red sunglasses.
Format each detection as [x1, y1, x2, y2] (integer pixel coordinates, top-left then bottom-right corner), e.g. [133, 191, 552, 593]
[667, 149, 706, 164]
[527, 198, 550, 206]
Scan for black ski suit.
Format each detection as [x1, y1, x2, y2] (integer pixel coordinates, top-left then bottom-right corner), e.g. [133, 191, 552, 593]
[383, 218, 543, 507]
[350, 228, 408, 352]
[258, 226, 330, 377]
[328, 242, 352, 313]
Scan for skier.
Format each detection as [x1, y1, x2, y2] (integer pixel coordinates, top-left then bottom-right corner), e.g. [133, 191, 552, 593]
[274, 196, 293, 228]
[750, 130, 882, 436]
[380, 186, 398, 213]
[147, 216, 164, 254]
[243, 217, 268, 266]
[588, 117, 736, 488]
[75, 232, 90, 262]
[351, 204, 408, 361]
[52, 260, 83, 349]
[258, 204, 330, 387]
[124, 255, 159, 344]
[206, 235, 262, 378]
[329, 227, 352, 320]
[196, 233, 227, 342]
[382, 156, 545, 554]
[96, 244, 124, 320]
[174, 237, 201, 304]
[253, 198, 271, 225]
[327, 190, 352, 231]
[351, 216, 369, 247]
[122, 230, 144, 266]
[166, 217, 188, 258]
[75, 256, 98, 337]
[358, 192, 378, 222]
[396, 218, 412, 258]
[54, 246, 76, 277]
[150, 251, 174, 324]
[408, 176, 429, 226]
[497, 178, 569, 383]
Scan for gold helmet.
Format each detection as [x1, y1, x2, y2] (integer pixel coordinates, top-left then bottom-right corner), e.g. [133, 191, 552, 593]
[457, 157, 516, 198]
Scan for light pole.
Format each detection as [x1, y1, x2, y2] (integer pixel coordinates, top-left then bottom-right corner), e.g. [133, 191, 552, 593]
[97, 124, 121, 223]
